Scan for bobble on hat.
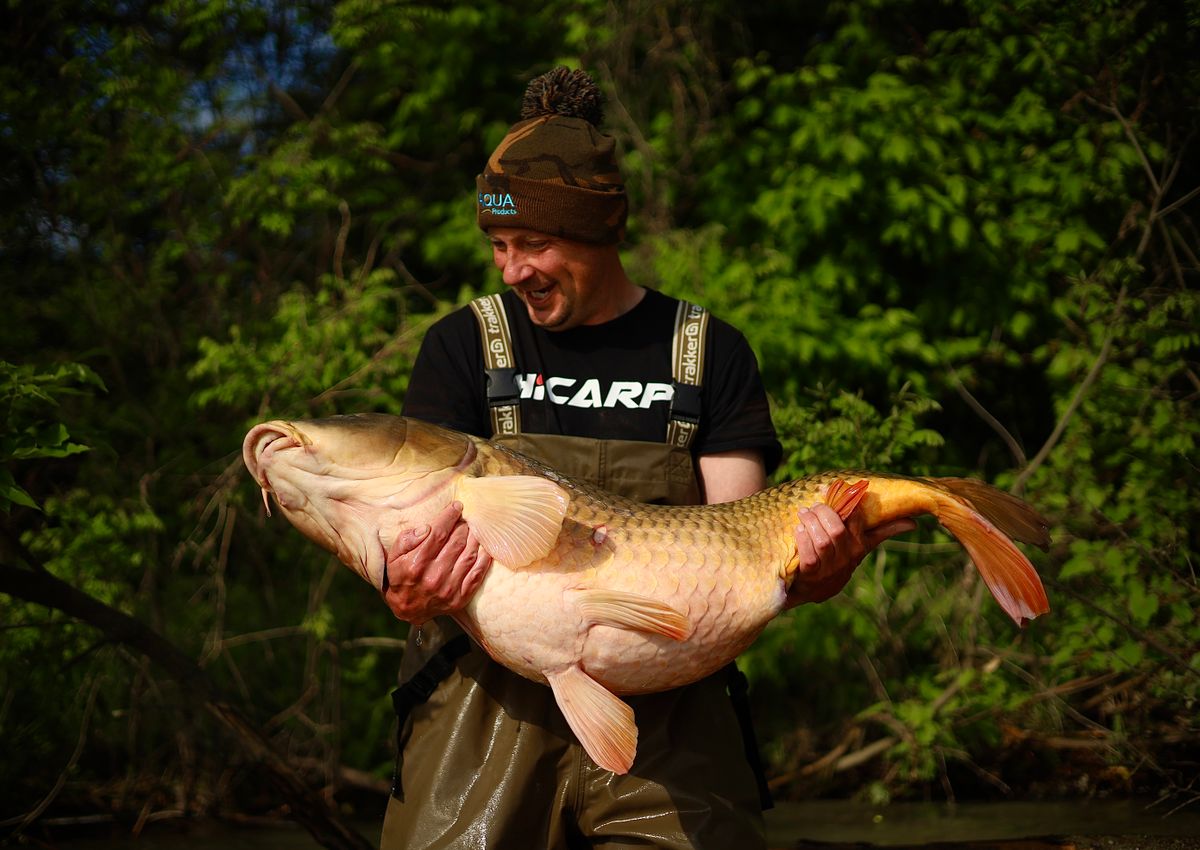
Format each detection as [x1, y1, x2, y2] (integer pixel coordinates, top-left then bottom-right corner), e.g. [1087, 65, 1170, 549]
[520, 67, 605, 126]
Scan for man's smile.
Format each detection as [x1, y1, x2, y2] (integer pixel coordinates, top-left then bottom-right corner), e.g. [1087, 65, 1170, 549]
[521, 282, 556, 305]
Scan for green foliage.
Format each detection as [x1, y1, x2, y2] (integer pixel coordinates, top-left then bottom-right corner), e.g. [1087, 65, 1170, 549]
[0, 362, 104, 511]
[189, 270, 428, 418]
[621, 0, 1199, 800]
[1, 0, 1197, 822]
[772, 389, 945, 479]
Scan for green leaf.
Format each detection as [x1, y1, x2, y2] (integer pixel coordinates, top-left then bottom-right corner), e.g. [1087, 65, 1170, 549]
[1127, 582, 1159, 626]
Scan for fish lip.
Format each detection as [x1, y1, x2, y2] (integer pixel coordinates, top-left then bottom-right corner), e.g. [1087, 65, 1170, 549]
[242, 422, 304, 486]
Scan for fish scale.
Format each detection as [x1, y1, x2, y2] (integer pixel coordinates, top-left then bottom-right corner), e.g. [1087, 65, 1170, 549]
[243, 413, 1050, 776]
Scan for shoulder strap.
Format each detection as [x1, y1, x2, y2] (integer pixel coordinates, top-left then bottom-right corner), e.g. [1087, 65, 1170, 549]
[667, 300, 709, 449]
[469, 294, 521, 438]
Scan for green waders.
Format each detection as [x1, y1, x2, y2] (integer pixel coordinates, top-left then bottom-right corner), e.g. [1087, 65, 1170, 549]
[380, 298, 769, 850]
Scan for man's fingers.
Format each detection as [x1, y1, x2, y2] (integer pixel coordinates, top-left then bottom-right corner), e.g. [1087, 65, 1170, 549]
[391, 524, 430, 557]
[796, 505, 858, 577]
[798, 508, 833, 552]
[458, 540, 493, 601]
[379, 503, 484, 622]
[412, 502, 466, 558]
[793, 527, 817, 570]
[808, 503, 846, 536]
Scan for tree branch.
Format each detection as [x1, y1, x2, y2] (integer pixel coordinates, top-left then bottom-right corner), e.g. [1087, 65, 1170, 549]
[0, 562, 372, 850]
[947, 367, 1027, 467]
[1013, 286, 1124, 495]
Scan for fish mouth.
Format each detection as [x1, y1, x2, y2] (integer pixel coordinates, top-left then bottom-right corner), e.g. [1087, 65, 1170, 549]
[242, 422, 311, 513]
[243, 422, 310, 477]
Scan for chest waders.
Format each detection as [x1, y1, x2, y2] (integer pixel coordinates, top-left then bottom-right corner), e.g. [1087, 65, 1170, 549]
[382, 296, 770, 850]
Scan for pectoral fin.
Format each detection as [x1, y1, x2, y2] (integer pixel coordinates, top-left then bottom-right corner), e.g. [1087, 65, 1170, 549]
[576, 589, 692, 641]
[457, 475, 570, 567]
[545, 664, 637, 774]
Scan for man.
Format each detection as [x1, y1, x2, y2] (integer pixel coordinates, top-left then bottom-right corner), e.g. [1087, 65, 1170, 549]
[379, 68, 913, 850]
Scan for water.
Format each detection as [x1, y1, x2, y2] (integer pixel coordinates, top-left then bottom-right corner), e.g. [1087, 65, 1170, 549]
[21, 801, 1200, 848]
[766, 800, 1200, 846]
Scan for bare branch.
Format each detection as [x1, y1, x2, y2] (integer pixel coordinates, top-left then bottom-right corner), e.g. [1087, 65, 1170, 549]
[0, 562, 372, 850]
[1088, 96, 1160, 195]
[947, 368, 1028, 467]
[0, 675, 102, 833]
[269, 83, 309, 123]
[333, 200, 351, 284]
[1014, 287, 1123, 495]
[319, 60, 360, 117]
[1156, 183, 1200, 221]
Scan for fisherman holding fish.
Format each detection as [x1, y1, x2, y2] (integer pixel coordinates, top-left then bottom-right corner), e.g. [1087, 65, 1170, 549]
[374, 68, 917, 850]
[243, 67, 1048, 848]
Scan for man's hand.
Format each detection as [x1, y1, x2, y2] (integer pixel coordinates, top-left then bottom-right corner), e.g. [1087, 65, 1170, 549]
[785, 506, 916, 608]
[381, 502, 492, 625]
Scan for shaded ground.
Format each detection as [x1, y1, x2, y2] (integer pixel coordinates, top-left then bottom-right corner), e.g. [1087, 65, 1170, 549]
[12, 800, 1199, 848]
[785, 841, 1200, 850]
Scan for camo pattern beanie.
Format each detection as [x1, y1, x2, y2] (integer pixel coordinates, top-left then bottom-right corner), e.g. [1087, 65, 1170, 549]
[476, 67, 627, 244]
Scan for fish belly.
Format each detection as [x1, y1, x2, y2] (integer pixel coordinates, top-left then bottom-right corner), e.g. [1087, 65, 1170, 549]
[464, 561, 589, 682]
[581, 522, 787, 694]
[465, 509, 792, 696]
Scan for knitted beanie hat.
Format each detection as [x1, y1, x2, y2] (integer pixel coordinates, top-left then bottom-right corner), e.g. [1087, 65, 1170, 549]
[476, 67, 627, 244]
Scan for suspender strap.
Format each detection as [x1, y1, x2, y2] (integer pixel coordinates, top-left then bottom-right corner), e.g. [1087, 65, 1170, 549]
[391, 634, 473, 724]
[667, 300, 709, 450]
[391, 633, 473, 797]
[469, 294, 521, 438]
[726, 662, 775, 810]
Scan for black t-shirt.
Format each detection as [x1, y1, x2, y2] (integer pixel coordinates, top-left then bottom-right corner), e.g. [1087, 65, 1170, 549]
[402, 288, 782, 472]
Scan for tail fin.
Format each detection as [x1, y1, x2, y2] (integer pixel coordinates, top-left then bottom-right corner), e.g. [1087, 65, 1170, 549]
[820, 474, 1050, 627]
[932, 479, 1050, 627]
[935, 478, 1051, 549]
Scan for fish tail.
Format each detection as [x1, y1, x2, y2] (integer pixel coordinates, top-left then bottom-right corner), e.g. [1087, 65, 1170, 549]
[822, 474, 1051, 627]
[925, 479, 1051, 627]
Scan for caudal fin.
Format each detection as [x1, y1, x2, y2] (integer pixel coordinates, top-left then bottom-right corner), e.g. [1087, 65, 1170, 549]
[932, 479, 1050, 627]
[935, 478, 1051, 549]
[821, 474, 1050, 627]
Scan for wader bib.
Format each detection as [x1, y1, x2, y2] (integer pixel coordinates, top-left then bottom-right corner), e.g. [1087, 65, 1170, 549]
[381, 296, 768, 850]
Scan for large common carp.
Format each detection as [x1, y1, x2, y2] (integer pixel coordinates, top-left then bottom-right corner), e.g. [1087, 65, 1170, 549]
[242, 413, 1049, 774]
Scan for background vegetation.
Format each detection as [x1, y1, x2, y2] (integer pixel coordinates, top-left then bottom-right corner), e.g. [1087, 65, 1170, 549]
[2, 0, 1197, 838]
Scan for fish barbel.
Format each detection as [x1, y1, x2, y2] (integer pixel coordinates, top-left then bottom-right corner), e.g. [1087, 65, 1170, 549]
[242, 413, 1049, 774]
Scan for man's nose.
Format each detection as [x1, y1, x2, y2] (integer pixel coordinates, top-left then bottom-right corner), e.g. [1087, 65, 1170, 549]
[500, 250, 534, 286]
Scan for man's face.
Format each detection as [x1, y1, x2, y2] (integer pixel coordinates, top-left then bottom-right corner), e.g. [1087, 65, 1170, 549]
[488, 228, 612, 331]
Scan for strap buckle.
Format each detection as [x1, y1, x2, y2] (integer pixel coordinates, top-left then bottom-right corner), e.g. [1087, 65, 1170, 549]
[485, 368, 521, 407]
[669, 381, 702, 425]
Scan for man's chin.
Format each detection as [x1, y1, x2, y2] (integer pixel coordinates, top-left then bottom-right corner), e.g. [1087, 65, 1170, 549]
[523, 301, 569, 330]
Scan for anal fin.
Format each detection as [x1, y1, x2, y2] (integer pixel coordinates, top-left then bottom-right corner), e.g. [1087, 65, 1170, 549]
[576, 589, 692, 641]
[545, 664, 637, 775]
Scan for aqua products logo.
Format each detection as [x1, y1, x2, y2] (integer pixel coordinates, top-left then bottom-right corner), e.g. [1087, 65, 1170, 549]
[479, 192, 518, 216]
